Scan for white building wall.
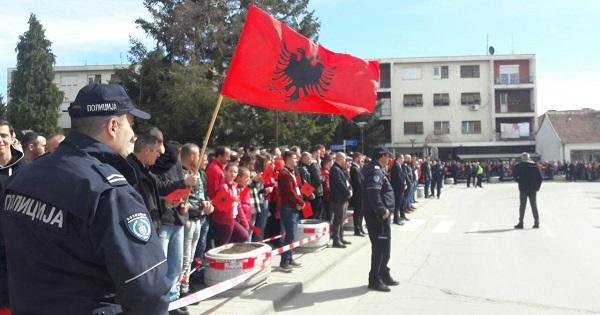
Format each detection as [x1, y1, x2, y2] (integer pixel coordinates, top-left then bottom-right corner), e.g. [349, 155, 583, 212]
[8, 65, 129, 129]
[389, 60, 492, 145]
[535, 117, 563, 161]
[565, 143, 600, 162]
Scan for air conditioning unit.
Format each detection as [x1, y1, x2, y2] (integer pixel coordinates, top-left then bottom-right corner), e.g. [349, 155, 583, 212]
[469, 104, 480, 111]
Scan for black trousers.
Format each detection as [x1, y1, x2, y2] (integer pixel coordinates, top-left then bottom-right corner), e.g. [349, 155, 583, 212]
[311, 196, 322, 221]
[431, 179, 442, 197]
[352, 200, 364, 232]
[476, 175, 483, 187]
[365, 215, 391, 283]
[519, 190, 539, 223]
[393, 190, 405, 221]
[424, 179, 431, 197]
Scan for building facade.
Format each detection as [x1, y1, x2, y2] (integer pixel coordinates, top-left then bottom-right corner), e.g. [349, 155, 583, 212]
[536, 109, 600, 162]
[376, 54, 537, 161]
[7, 64, 129, 129]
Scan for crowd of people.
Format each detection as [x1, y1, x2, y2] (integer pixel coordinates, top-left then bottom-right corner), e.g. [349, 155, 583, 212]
[442, 159, 600, 186]
[0, 84, 597, 315]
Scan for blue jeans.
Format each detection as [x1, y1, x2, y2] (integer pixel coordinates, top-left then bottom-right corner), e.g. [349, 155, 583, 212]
[256, 200, 269, 241]
[279, 205, 299, 264]
[158, 223, 184, 302]
[194, 216, 210, 260]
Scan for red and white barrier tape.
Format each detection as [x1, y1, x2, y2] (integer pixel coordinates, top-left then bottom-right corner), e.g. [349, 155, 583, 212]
[205, 252, 271, 270]
[259, 232, 285, 243]
[271, 229, 328, 256]
[168, 268, 261, 311]
[169, 227, 328, 311]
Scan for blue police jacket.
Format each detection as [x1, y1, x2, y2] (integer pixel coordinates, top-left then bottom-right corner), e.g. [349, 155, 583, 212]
[361, 162, 395, 218]
[0, 131, 170, 315]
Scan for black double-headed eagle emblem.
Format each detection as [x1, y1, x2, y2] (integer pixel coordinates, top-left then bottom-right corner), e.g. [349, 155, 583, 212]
[272, 43, 336, 101]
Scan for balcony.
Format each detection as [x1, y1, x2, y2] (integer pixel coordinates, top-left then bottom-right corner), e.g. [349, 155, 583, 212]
[494, 75, 535, 87]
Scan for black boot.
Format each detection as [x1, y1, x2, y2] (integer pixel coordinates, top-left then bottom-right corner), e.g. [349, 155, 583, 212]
[514, 222, 524, 229]
[368, 279, 391, 292]
[532, 221, 540, 229]
[381, 274, 400, 286]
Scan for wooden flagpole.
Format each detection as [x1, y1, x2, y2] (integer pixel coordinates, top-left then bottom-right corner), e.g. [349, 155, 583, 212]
[182, 94, 224, 207]
[199, 93, 224, 163]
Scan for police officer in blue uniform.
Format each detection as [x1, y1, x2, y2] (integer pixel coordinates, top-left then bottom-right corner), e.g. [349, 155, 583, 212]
[0, 84, 170, 315]
[361, 147, 399, 292]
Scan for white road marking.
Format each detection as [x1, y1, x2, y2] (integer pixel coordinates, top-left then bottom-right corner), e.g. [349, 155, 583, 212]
[398, 219, 425, 232]
[432, 220, 455, 233]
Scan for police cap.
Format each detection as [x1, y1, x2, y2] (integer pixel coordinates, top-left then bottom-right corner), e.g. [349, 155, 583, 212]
[371, 147, 392, 160]
[69, 84, 150, 119]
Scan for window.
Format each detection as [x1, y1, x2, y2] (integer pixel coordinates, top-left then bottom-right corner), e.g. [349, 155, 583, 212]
[402, 67, 422, 80]
[498, 65, 519, 84]
[403, 94, 423, 107]
[461, 92, 481, 105]
[460, 65, 480, 78]
[379, 63, 391, 88]
[88, 74, 101, 85]
[433, 66, 449, 79]
[433, 93, 450, 106]
[404, 122, 424, 135]
[462, 121, 482, 134]
[376, 92, 391, 117]
[60, 75, 77, 87]
[434, 121, 450, 135]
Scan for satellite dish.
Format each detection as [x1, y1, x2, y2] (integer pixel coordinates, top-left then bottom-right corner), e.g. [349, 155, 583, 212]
[489, 46, 495, 55]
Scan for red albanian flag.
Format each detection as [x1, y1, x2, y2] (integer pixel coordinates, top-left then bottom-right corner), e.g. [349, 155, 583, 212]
[222, 5, 379, 119]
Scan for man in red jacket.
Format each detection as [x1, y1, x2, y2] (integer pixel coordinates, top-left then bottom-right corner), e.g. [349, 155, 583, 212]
[277, 150, 304, 272]
[206, 147, 230, 199]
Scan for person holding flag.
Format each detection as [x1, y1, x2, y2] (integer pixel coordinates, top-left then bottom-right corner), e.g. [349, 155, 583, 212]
[212, 163, 249, 247]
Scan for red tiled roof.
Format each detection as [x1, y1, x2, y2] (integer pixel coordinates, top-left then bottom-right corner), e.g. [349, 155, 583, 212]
[545, 109, 600, 143]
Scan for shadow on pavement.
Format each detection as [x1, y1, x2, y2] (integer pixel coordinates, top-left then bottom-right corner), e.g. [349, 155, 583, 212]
[465, 228, 518, 234]
[244, 281, 368, 312]
[274, 285, 369, 312]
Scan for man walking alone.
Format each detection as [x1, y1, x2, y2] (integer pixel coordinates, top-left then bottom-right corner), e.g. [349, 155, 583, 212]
[513, 153, 543, 229]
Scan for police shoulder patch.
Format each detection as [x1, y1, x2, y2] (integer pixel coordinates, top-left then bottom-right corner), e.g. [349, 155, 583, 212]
[125, 212, 152, 242]
[373, 175, 381, 183]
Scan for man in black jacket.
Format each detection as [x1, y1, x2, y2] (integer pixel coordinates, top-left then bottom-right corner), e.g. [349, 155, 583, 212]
[390, 154, 408, 225]
[330, 152, 352, 248]
[127, 130, 163, 223]
[151, 140, 197, 314]
[350, 152, 365, 236]
[421, 158, 432, 198]
[513, 153, 543, 229]
[309, 146, 325, 220]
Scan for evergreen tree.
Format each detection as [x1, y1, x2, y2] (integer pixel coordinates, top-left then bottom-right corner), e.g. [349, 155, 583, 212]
[0, 94, 5, 119]
[8, 14, 63, 135]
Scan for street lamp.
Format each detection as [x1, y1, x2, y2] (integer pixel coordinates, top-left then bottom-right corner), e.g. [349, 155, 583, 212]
[355, 122, 368, 153]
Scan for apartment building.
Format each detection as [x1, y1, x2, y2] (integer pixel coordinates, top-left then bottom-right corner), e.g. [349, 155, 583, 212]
[7, 64, 128, 129]
[376, 54, 537, 161]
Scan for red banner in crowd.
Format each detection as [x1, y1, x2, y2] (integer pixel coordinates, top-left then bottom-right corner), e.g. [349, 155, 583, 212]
[300, 182, 315, 197]
[222, 5, 379, 119]
[164, 188, 192, 203]
[212, 189, 235, 210]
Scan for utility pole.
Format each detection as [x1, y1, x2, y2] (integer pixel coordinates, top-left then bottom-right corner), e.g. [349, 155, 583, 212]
[356, 122, 368, 153]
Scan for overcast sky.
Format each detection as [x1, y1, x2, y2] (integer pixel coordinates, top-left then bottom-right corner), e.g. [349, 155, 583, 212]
[2, 0, 599, 115]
